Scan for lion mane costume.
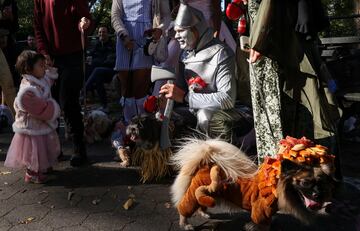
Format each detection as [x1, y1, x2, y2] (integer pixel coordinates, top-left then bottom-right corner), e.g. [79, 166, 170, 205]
[170, 137, 335, 230]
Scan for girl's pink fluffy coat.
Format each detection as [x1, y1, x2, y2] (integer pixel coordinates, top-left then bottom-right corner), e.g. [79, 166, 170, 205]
[5, 73, 60, 173]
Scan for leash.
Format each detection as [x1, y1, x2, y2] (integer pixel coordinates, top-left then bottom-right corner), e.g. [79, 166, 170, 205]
[80, 29, 87, 118]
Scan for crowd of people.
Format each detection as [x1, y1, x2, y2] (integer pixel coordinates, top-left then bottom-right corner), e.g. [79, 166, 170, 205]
[0, 0, 340, 183]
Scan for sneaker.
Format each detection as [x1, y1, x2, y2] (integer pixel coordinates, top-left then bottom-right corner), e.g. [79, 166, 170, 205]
[71, 140, 87, 167]
[70, 154, 88, 167]
[24, 170, 48, 184]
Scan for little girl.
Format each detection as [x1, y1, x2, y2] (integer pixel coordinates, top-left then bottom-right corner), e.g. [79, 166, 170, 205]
[4, 50, 61, 183]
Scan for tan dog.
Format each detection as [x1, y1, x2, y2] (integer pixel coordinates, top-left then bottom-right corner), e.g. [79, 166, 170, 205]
[171, 138, 335, 231]
[84, 110, 112, 144]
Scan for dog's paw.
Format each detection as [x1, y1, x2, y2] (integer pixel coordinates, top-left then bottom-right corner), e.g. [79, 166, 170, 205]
[244, 222, 270, 231]
[197, 209, 211, 219]
[120, 161, 130, 167]
[179, 215, 194, 230]
[180, 224, 194, 231]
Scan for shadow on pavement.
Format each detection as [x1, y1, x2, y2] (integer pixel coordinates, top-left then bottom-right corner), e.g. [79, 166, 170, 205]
[46, 166, 142, 188]
[44, 162, 174, 189]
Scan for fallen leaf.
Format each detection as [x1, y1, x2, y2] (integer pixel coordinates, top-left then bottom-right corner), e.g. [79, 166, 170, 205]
[123, 198, 134, 210]
[19, 217, 35, 224]
[164, 202, 171, 209]
[92, 199, 101, 205]
[67, 191, 74, 201]
[0, 171, 11, 175]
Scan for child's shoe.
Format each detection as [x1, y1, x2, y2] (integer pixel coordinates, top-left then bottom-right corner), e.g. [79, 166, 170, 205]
[24, 170, 48, 184]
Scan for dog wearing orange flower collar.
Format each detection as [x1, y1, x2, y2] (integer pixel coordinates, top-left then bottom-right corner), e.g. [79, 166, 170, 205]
[171, 137, 336, 230]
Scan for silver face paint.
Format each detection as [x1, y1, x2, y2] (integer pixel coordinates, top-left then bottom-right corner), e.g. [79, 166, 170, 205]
[174, 26, 197, 50]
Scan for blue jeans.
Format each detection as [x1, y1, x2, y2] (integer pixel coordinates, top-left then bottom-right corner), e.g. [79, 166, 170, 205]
[85, 67, 116, 107]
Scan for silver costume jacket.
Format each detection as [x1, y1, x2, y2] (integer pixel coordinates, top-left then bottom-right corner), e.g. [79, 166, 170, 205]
[179, 30, 237, 112]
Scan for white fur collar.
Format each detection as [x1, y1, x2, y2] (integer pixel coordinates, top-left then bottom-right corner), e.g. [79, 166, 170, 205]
[22, 74, 50, 97]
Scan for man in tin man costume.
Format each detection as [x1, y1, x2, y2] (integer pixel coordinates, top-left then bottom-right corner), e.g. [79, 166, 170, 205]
[160, 1, 251, 142]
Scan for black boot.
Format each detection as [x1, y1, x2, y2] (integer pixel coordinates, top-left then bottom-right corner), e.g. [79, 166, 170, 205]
[70, 141, 87, 167]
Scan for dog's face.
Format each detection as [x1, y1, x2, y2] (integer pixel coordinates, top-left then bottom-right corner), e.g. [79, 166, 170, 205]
[84, 110, 112, 143]
[126, 115, 161, 149]
[290, 167, 333, 210]
[277, 159, 335, 223]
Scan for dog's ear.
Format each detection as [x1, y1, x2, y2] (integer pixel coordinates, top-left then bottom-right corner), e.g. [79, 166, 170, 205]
[281, 159, 303, 176]
[131, 115, 140, 123]
[320, 162, 337, 181]
[140, 113, 148, 119]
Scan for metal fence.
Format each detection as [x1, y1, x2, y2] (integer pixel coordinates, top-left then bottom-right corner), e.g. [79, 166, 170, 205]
[324, 14, 360, 37]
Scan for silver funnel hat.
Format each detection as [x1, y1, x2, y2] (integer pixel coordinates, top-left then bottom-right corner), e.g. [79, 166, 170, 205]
[175, 1, 208, 37]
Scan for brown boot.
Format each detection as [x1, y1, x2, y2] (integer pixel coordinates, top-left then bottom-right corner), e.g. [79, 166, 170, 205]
[117, 148, 131, 167]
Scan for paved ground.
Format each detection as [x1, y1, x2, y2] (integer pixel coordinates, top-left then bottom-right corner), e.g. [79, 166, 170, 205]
[0, 123, 360, 231]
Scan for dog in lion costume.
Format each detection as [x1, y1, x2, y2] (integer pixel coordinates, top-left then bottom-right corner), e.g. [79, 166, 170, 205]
[171, 137, 336, 230]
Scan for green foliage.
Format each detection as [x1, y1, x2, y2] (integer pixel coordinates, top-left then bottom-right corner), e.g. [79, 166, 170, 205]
[15, 0, 358, 41]
[15, 0, 112, 40]
[322, 0, 357, 37]
[16, 0, 34, 40]
[91, 0, 113, 33]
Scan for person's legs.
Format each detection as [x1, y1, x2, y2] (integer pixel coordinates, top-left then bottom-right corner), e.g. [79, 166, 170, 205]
[118, 70, 136, 124]
[208, 109, 245, 143]
[54, 52, 86, 166]
[0, 49, 16, 115]
[86, 67, 115, 108]
[132, 69, 151, 115]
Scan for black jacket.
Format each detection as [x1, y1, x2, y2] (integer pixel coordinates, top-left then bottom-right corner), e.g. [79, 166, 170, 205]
[89, 39, 116, 68]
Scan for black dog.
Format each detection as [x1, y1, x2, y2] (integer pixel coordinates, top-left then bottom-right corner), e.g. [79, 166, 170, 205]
[126, 115, 162, 150]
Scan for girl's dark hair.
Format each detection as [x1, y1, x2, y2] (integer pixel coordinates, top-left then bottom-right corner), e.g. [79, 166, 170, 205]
[15, 50, 45, 75]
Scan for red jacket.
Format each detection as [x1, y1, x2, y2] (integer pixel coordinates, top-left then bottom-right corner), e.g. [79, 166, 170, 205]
[33, 0, 91, 56]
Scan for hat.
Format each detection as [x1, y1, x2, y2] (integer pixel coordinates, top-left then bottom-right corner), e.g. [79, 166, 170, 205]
[175, 1, 208, 36]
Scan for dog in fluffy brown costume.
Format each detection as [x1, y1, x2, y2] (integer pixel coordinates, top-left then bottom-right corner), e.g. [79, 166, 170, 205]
[171, 137, 336, 230]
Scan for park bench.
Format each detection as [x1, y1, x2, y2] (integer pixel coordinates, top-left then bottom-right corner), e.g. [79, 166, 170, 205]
[320, 34, 360, 178]
[320, 35, 360, 122]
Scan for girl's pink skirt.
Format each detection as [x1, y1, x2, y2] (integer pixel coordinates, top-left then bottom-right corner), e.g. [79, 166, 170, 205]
[5, 131, 60, 173]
